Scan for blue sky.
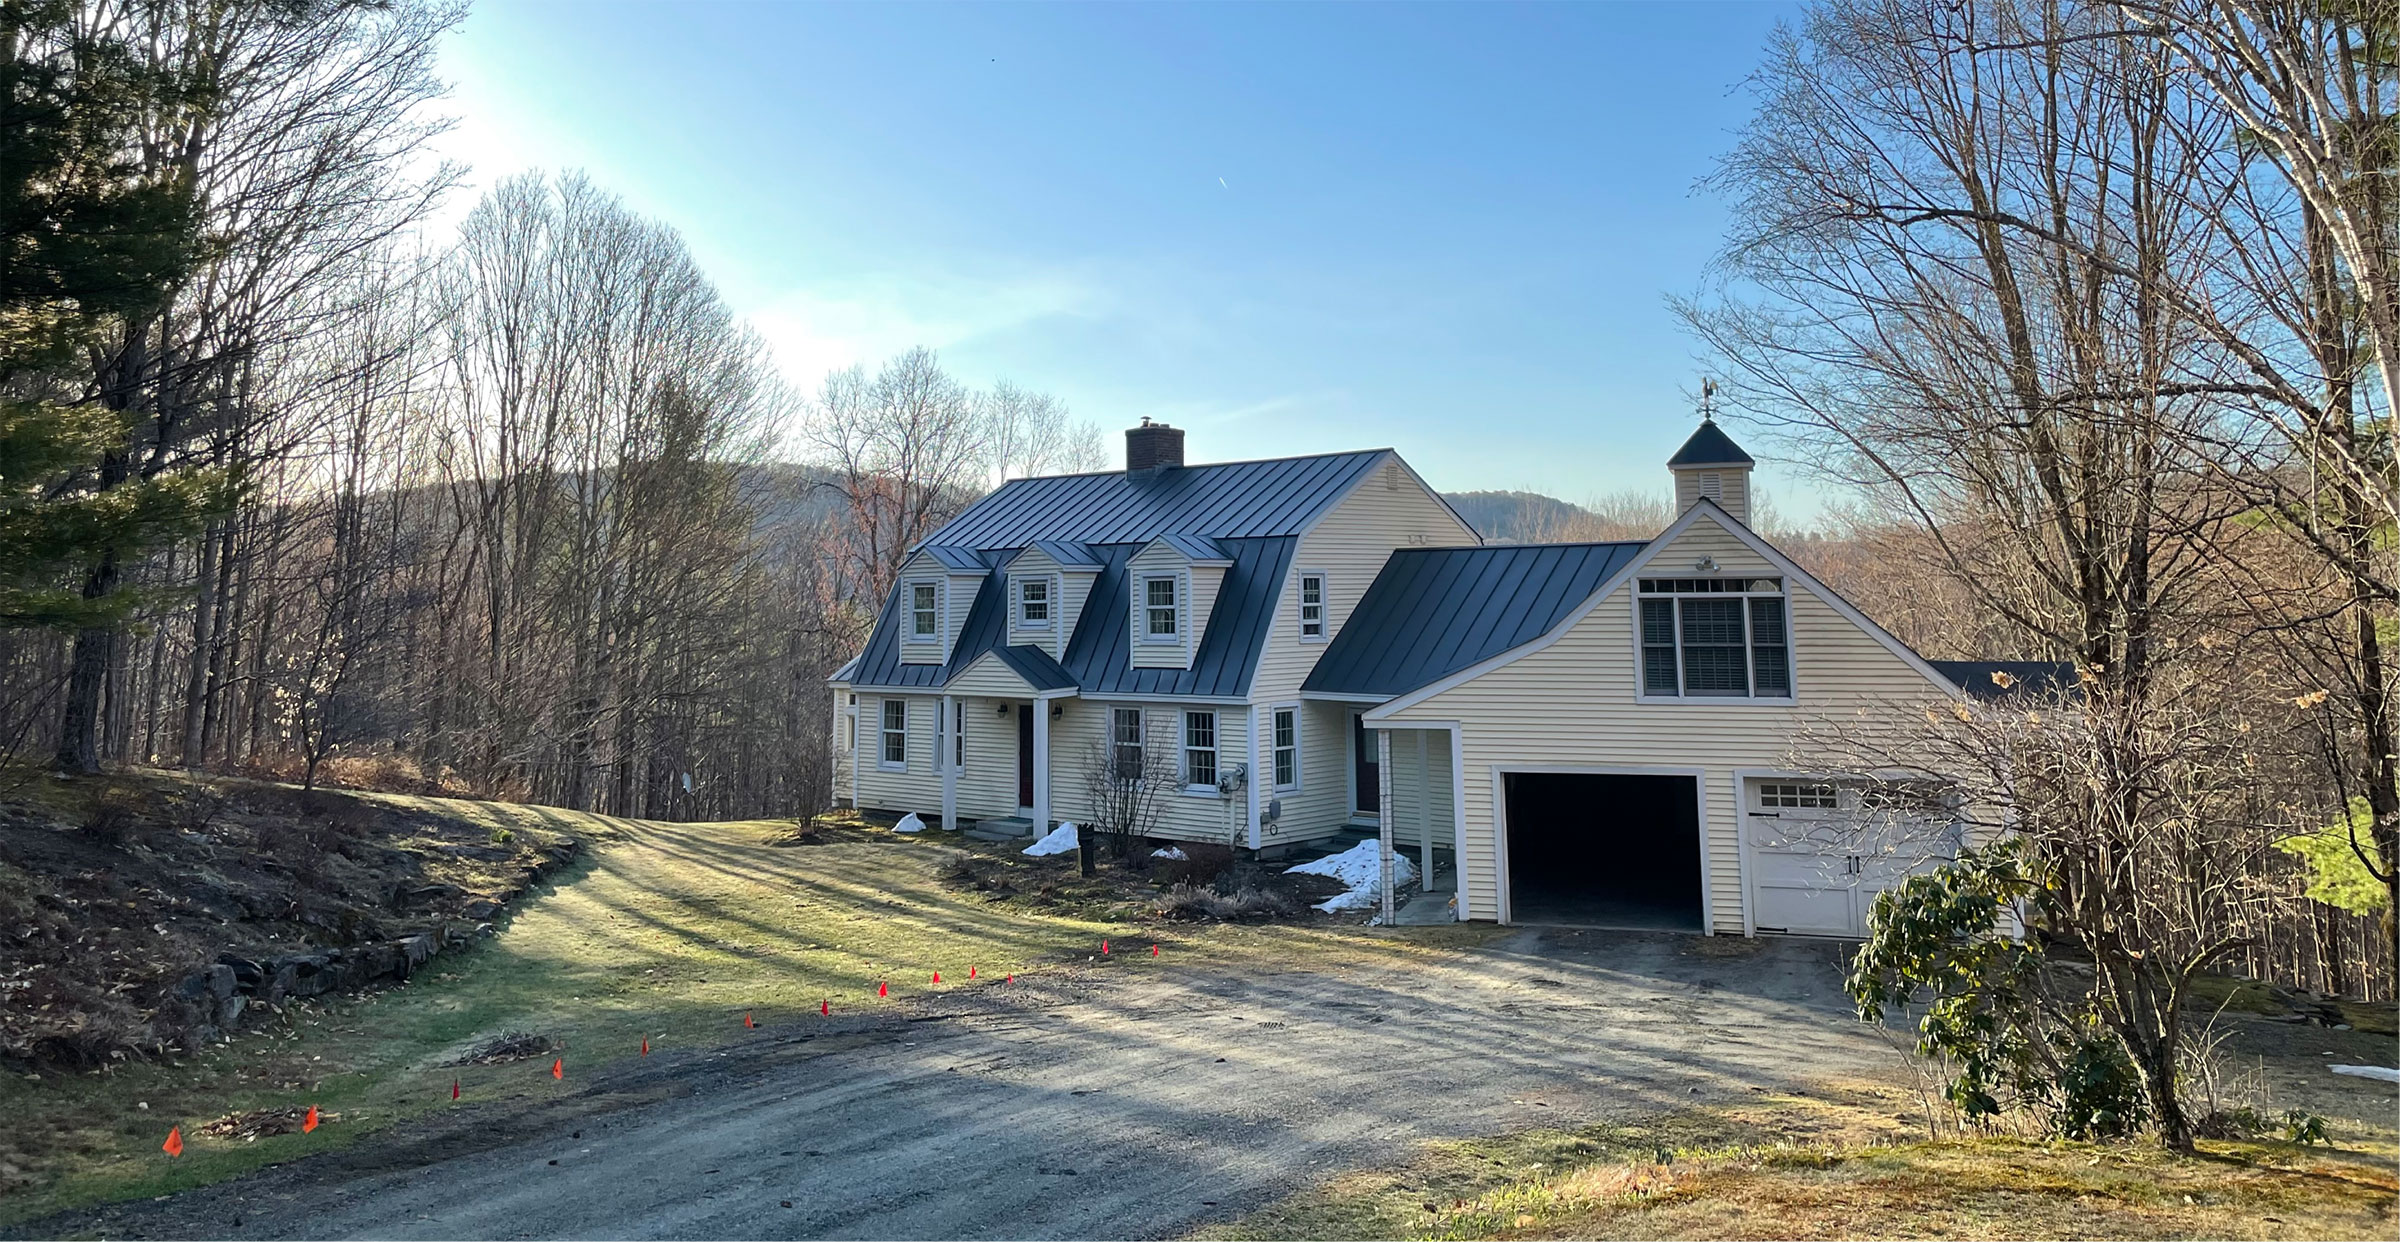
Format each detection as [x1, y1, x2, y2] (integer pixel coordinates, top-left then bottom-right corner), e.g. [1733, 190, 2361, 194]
[430, 1, 1801, 508]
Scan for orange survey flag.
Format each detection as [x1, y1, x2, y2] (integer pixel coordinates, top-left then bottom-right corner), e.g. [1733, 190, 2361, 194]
[641, 1038, 649, 1055]
[744, 1012, 755, 1029]
[162, 1126, 185, 1157]
[303, 1105, 320, 1133]
[551, 1058, 563, 1080]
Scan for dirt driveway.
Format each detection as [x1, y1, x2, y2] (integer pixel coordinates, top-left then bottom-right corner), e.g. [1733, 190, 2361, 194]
[29, 929, 1903, 1240]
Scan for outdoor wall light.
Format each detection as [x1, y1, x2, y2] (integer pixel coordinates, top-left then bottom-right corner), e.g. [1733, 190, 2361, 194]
[1051, 703, 1063, 719]
[997, 703, 1010, 716]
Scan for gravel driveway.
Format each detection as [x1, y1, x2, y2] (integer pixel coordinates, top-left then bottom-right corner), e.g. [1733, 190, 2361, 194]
[27, 928, 1902, 1240]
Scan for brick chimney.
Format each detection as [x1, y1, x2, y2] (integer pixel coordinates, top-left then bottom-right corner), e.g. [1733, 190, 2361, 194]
[1125, 418, 1185, 473]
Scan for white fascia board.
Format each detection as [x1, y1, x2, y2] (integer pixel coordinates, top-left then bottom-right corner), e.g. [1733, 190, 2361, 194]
[1367, 499, 1962, 719]
[1302, 690, 1393, 705]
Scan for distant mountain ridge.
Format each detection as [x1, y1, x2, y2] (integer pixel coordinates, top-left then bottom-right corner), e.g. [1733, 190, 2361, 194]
[1442, 490, 1592, 543]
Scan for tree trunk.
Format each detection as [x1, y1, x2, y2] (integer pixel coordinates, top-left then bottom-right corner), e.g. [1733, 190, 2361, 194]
[53, 548, 122, 773]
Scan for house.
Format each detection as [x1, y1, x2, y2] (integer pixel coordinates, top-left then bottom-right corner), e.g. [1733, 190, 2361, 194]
[831, 418, 2022, 936]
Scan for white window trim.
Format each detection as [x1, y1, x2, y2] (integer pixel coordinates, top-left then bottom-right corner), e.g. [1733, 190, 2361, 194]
[1139, 573, 1182, 644]
[1181, 709, 1220, 797]
[905, 579, 943, 644]
[1297, 570, 1328, 643]
[1270, 702, 1301, 792]
[1631, 577, 1797, 705]
[878, 699, 909, 770]
[1016, 575, 1053, 631]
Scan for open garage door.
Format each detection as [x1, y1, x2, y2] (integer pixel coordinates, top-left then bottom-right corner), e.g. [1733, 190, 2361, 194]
[1502, 772, 1704, 931]
[1744, 778, 1959, 937]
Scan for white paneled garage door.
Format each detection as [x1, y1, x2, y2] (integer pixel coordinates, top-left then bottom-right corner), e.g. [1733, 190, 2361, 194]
[1743, 777, 1960, 938]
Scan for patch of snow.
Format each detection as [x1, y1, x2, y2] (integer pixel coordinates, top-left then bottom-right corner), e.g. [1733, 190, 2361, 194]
[891, 813, 926, 834]
[1150, 846, 1188, 861]
[1286, 840, 1417, 912]
[2331, 1064, 2400, 1083]
[1023, 823, 1079, 857]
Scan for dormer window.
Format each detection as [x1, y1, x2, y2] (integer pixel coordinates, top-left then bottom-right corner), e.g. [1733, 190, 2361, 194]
[1019, 578, 1050, 627]
[1144, 576, 1179, 640]
[909, 582, 940, 641]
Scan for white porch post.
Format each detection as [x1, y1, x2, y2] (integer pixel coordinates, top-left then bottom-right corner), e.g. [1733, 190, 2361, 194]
[1378, 725, 1395, 924]
[940, 694, 958, 831]
[1032, 697, 1052, 830]
[1411, 733, 1430, 891]
[1246, 704, 1262, 850]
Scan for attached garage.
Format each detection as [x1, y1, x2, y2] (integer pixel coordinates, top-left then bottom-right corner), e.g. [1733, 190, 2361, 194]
[1501, 771, 1705, 931]
[1741, 777, 1959, 938]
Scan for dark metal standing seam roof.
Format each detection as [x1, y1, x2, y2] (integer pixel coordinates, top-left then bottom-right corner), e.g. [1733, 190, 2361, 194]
[1666, 420, 1755, 467]
[839, 537, 1295, 698]
[918, 450, 1390, 550]
[1928, 660, 2076, 701]
[1302, 542, 1650, 698]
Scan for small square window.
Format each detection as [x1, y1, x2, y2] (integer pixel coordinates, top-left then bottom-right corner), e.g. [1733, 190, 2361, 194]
[1019, 577, 1050, 627]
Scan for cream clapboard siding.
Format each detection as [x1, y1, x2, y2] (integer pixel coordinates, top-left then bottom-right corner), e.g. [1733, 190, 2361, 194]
[831, 688, 857, 805]
[1250, 455, 1478, 845]
[1402, 509, 1947, 929]
[1046, 698, 1253, 845]
[851, 690, 1027, 823]
[1673, 468, 1750, 525]
[852, 694, 934, 815]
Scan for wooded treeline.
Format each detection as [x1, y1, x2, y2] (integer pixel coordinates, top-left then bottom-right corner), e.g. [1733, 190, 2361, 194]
[1681, 0, 2399, 1143]
[0, 0, 1097, 820]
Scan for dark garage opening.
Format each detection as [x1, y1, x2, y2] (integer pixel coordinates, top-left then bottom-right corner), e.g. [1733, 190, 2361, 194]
[1504, 772, 1704, 931]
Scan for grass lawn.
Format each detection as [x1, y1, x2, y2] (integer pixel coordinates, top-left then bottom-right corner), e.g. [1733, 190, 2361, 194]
[0, 797, 1477, 1228]
[1204, 1079, 2400, 1241]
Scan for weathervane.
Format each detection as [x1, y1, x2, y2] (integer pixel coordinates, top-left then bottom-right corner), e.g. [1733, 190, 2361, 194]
[1699, 377, 1718, 423]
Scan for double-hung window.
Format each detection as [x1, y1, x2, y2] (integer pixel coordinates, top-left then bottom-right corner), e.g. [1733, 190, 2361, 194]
[1272, 707, 1298, 789]
[1183, 711, 1217, 789]
[952, 702, 965, 768]
[1018, 577, 1050, 628]
[1144, 576, 1179, 640]
[909, 582, 939, 641]
[1637, 577, 1793, 698]
[880, 700, 908, 767]
[1110, 707, 1144, 780]
[1298, 573, 1325, 639]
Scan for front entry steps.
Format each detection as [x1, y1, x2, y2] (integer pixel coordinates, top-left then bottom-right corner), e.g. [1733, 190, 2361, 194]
[963, 816, 1038, 842]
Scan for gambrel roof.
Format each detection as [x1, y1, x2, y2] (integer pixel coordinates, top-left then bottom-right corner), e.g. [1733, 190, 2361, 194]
[841, 453, 1380, 696]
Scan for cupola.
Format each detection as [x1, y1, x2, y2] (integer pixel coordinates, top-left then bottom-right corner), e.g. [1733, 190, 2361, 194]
[1667, 414, 1755, 525]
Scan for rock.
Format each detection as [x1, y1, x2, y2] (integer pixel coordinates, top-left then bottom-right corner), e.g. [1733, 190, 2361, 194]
[461, 899, 501, 920]
[204, 964, 237, 1000]
[214, 995, 246, 1029]
[396, 933, 439, 976]
[397, 883, 463, 909]
[217, 953, 266, 990]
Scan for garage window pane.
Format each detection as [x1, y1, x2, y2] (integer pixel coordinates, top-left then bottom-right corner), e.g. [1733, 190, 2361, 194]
[1679, 599, 1749, 695]
[1640, 600, 1678, 695]
[1750, 597, 1790, 695]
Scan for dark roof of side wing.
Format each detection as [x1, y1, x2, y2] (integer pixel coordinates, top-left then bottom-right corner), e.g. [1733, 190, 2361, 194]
[1303, 541, 1649, 698]
[1929, 660, 2076, 701]
[921, 450, 1391, 551]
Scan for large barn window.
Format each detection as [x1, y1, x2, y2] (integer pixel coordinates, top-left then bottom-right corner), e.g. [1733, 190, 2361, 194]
[1637, 577, 1793, 699]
